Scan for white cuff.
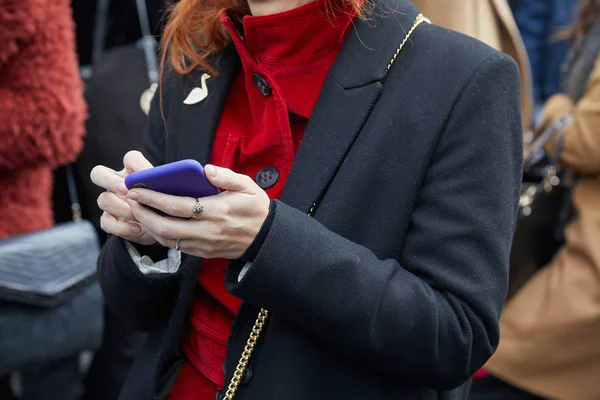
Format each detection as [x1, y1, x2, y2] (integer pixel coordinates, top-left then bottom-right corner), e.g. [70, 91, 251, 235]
[125, 241, 182, 275]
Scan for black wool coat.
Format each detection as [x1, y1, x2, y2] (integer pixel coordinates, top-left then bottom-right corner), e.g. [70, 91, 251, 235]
[98, 0, 524, 399]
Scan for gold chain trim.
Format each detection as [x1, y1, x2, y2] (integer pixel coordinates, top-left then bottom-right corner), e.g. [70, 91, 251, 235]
[386, 13, 430, 73]
[223, 14, 429, 400]
[223, 308, 269, 400]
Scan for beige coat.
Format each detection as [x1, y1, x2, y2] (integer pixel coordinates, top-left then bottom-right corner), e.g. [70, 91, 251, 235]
[411, 0, 533, 132]
[485, 55, 600, 400]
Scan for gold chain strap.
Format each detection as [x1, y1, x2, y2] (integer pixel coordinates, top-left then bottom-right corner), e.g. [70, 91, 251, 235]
[222, 14, 429, 400]
[223, 308, 269, 400]
[386, 13, 430, 73]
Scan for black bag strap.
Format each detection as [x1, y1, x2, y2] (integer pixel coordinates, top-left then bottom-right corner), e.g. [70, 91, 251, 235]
[92, 0, 111, 65]
[135, 0, 160, 85]
[66, 165, 83, 222]
[90, 0, 159, 84]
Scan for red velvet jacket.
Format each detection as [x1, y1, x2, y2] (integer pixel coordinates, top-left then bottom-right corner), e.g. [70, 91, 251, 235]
[169, 2, 355, 398]
[0, 0, 86, 238]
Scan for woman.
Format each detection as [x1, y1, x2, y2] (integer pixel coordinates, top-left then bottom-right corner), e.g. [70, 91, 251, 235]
[0, 0, 86, 399]
[411, 0, 533, 131]
[474, 1, 600, 399]
[91, 0, 523, 398]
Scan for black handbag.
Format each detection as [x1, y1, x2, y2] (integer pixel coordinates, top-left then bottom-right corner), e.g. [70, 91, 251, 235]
[508, 116, 574, 299]
[76, 0, 159, 244]
[0, 166, 102, 376]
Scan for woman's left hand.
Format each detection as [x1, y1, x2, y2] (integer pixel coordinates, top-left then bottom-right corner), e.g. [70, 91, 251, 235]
[126, 165, 270, 259]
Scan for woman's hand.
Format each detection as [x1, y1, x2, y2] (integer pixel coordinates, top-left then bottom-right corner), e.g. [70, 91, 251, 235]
[126, 165, 270, 259]
[90, 151, 157, 245]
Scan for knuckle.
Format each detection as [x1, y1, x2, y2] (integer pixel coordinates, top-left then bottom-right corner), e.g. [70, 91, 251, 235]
[135, 193, 150, 207]
[219, 171, 232, 184]
[226, 175, 237, 186]
[229, 218, 244, 232]
[243, 175, 254, 187]
[98, 191, 116, 207]
[208, 230, 222, 244]
[202, 248, 216, 258]
[128, 202, 138, 217]
[167, 202, 183, 217]
[156, 224, 172, 238]
[220, 201, 232, 216]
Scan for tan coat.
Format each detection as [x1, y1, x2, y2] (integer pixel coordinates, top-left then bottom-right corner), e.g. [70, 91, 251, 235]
[485, 55, 600, 400]
[411, 0, 533, 132]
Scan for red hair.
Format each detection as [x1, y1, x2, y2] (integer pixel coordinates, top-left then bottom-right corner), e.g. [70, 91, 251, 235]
[160, 0, 365, 76]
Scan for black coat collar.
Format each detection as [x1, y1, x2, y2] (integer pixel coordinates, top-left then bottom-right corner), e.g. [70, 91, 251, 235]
[172, 0, 420, 213]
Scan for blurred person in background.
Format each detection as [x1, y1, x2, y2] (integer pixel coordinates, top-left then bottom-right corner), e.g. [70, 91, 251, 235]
[471, 1, 600, 399]
[65, 2, 174, 399]
[510, 0, 581, 117]
[412, 0, 534, 132]
[0, 0, 86, 399]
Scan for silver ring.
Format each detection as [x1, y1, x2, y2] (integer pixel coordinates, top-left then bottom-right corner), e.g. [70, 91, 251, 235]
[190, 199, 204, 220]
[175, 239, 181, 251]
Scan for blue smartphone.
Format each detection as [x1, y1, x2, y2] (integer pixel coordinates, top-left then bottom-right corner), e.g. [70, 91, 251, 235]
[124, 159, 220, 198]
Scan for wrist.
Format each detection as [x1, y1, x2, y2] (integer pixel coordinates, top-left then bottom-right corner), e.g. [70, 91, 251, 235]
[240, 200, 276, 262]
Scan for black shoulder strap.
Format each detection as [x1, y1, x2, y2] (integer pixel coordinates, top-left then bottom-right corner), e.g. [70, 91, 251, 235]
[90, 0, 158, 84]
[92, 0, 111, 65]
[135, 0, 159, 84]
[65, 165, 83, 222]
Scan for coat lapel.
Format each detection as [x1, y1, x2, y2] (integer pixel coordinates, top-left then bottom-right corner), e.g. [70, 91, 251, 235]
[169, 44, 241, 166]
[280, 0, 420, 213]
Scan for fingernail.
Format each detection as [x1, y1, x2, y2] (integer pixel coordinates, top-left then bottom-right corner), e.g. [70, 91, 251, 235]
[117, 183, 128, 195]
[205, 165, 217, 178]
[128, 190, 139, 201]
[129, 223, 141, 234]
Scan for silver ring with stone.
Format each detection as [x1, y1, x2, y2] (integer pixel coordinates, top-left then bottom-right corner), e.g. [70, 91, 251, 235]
[190, 199, 204, 220]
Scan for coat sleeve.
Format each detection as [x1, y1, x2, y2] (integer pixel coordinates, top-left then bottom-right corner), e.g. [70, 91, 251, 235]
[539, 56, 600, 175]
[98, 236, 182, 331]
[0, 0, 86, 172]
[226, 53, 522, 389]
[97, 76, 178, 331]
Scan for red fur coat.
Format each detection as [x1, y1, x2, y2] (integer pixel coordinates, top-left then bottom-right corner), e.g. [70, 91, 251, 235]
[0, 0, 86, 238]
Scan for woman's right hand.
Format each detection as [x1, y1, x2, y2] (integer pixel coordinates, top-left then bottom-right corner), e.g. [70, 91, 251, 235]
[90, 151, 157, 245]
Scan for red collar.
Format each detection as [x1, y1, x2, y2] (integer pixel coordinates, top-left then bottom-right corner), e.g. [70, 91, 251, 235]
[220, 0, 356, 68]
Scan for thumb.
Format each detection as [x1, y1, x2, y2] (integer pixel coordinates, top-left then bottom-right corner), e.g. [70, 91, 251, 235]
[205, 165, 253, 193]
